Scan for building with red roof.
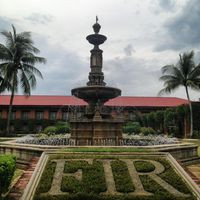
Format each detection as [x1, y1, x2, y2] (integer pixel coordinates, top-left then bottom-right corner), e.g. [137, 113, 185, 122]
[0, 95, 189, 134]
[0, 95, 188, 107]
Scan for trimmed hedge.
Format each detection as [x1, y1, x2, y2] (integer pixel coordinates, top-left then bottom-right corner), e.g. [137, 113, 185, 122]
[140, 127, 156, 135]
[111, 160, 134, 192]
[43, 122, 71, 135]
[56, 121, 70, 134]
[123, 122, 141, 134]
[44, 126, 57, 135]
[0, 119, 71, 135]
[0, 155, 16, 197]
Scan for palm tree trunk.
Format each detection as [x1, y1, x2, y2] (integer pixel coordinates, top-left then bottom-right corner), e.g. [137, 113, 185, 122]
[6, 85, 15, 135]
[185, 86, 193, 138]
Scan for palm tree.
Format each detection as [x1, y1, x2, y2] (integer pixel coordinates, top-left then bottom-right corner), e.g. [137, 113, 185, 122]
[0, 25, 46, 135]
[159, 51, 200, 138]
[0, 71, 11, 93]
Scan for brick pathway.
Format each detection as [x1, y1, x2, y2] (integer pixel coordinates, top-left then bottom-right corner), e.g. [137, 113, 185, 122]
[185, 164, 200, 187]
[8, 157, 40, 200]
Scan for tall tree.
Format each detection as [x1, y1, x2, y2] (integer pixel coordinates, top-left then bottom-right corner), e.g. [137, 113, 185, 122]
[159, 51, 200, 137]
[0, 25, 46, 134]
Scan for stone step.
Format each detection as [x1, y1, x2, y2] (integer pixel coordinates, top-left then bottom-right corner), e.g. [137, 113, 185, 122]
[180, 156, 200, 166]
[7, 156, 40, 200]
[184, 164, 200, 188]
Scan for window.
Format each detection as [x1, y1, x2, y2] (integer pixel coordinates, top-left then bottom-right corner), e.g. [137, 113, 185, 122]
[22, 111, 29, 120]
[49, 112, 57, 120]
[62, 112, 69, 120]
[36, 111, 44, 120]
[11, 111, 16, 120]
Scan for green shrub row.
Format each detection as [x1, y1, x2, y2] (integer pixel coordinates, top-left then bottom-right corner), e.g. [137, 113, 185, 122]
[123, 122, 156, 135]
[0, 155, 16, 197]
[0, 119, 70, 134]
[124, 105, 190, 136]
[140, 127, 156, 135]
[62, 160, 106, 194]
[123, 122, 141, 134]
[43, 121, 70, 135]
[111, 160, 134, 192]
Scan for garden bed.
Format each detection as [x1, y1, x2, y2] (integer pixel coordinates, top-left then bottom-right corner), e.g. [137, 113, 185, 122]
[15, 134, 178, 146]
[27, 152, 199, 200]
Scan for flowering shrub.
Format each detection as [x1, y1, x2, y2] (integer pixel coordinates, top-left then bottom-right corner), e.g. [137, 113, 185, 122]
[16, 134, 177, 146]
[16, 134, 71, 146]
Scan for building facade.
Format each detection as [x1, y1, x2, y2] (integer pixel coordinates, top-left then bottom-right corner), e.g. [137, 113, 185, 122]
[0, 95, 189, 134]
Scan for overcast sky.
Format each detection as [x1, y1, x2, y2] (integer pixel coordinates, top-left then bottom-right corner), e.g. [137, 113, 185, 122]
[1, 0, 200, 100]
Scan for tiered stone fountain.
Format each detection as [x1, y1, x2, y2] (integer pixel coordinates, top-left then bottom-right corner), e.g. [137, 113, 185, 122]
[70, 18, 124, 145]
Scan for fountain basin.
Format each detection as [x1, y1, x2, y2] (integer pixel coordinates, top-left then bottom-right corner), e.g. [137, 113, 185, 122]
[86, 34, 107, 45]
[71, 86, 121, 104]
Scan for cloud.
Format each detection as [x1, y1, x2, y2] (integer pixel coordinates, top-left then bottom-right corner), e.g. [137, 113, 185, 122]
[158, 0, 176, 11]
[30, 33, 163, 97]
[2, 0, 200, 101]
[24, 13, 54, 25]
[0, 16, 14, 31]
[31, 36, 88, 95]
[123, 44, 135, 56]
[155, 0, 200, 51]
[104, 56, 162, 96]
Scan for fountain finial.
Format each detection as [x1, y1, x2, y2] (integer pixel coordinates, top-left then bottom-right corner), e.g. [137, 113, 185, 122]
[93, 16, 101, 34]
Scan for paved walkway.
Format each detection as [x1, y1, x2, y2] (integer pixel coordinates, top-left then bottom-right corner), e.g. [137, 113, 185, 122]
[185, 164, 200, 187]
[8, 157, 39, 200]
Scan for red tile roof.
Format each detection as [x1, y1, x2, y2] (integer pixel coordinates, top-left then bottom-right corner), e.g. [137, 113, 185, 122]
[0, 95, 188, 107]
[106, 96, 188, 107]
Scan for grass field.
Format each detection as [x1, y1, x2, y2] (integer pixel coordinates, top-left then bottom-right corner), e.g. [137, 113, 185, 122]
[63, 147, 151, 153]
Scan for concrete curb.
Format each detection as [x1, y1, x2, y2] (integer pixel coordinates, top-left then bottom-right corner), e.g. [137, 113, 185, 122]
[21, 152, 48, 200]
[167, 153, 200, 199]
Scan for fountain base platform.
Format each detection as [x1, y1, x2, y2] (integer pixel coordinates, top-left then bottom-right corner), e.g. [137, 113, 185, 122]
[70, 117, 123, 146]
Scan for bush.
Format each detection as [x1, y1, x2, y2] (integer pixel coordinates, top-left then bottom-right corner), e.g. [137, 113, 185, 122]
[0, 119, 7, 131]
[164, 108, 176, 127]
[43, 122, 71, 135]
[43, 126, 57, 135]
[123, 122, 141, 135]
[140, 127, 156, 135]
[147, 112, 156, 129]
[0, 155, 16, 197]
[192, 130, 200, 139]
[55, 121, 70, 134]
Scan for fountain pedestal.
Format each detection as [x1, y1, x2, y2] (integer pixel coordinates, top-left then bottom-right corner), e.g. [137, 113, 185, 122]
[70, 118, 123, 146]
[70, 18, 123, 145]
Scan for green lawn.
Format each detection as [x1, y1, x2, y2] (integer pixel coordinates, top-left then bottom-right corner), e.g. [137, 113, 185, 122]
[63, 147, 151, 153]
